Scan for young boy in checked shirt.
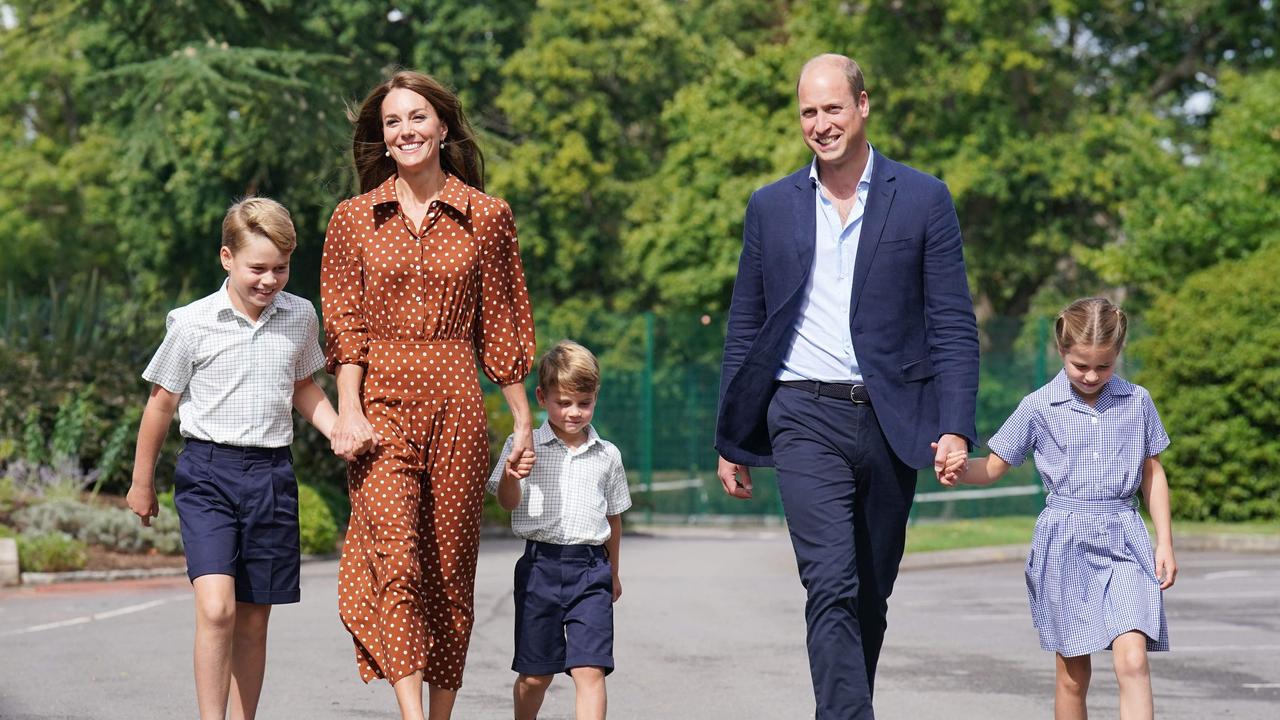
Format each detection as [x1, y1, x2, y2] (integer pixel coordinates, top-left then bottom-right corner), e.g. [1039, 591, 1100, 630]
[488, 339, 632, 720]
[127, 197, 338, 720]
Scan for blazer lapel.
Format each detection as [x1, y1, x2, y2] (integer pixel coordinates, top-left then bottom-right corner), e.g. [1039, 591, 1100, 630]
[791, 171, 816, 285]
[850, 151, 895, 317]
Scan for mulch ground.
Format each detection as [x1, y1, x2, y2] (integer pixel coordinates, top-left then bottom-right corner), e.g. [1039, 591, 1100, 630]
[85, 546, 186, 571]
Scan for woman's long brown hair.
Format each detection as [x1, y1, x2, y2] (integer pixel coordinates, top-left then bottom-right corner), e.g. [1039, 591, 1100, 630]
[349, 70, 485, 194]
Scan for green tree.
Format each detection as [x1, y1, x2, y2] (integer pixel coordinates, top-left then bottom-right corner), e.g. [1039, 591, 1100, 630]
[1133, 241, 1280, 521]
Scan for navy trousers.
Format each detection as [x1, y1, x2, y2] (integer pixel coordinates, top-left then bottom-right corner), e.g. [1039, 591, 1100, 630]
[767, 384, 918, 720]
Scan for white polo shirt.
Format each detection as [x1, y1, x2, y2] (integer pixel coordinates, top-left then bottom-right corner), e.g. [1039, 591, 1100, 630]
[487, 422, 632, 545]
[142, 281, 326, 448]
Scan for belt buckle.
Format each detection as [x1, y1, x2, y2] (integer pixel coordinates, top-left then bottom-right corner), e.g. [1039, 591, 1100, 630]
[850, 384, 866, 404]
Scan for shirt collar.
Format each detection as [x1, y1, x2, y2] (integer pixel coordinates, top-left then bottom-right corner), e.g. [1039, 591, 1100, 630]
[1047, 368, 1135, 405]
[809, 143, 875, 191]
[215, 279, 283, 325]
[534, 420, 600, 450]
[369, 172, 472, 217]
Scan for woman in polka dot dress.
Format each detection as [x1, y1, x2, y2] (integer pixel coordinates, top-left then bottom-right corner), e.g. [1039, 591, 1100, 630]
[321, 70, 537, 720]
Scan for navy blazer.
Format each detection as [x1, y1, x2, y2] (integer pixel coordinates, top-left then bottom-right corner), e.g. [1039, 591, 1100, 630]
[716, 152, 979, 470]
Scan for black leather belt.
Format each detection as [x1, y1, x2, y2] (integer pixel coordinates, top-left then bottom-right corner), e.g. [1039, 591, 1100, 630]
[779, 380, 870, 404]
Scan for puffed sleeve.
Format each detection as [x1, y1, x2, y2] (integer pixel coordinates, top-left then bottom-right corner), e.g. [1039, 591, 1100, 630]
[320, 199, 369, 373]
[1141, 390, 1171, 457]
[987, 396, 1037, 467]
[474, 199, 536, 385]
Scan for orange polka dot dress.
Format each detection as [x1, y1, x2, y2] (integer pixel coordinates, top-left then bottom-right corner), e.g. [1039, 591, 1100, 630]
[321, 173, 535, 689]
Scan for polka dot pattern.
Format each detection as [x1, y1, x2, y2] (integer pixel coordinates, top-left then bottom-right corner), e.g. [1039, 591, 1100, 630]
[320, 174, 536, 689]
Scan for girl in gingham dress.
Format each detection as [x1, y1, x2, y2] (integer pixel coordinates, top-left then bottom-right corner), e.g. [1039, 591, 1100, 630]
[938, 297, 1176, 720]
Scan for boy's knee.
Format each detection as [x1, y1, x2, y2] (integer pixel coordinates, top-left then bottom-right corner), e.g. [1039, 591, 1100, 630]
[196, 594, 236, 629]
[569, 666, 606, 685]
[517, 673, 554, 691]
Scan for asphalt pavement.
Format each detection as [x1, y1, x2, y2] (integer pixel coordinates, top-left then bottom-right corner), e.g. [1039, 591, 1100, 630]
[1, 532, 1277, 719]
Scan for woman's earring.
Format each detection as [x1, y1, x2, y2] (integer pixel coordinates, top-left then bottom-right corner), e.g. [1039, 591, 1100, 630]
[441, 139, 449, 147]
[384, 149, 391, 157]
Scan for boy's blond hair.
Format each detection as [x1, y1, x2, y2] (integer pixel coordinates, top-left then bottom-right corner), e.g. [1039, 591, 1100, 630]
[222, 197, 297, 254]
[537, 340, 600, 395]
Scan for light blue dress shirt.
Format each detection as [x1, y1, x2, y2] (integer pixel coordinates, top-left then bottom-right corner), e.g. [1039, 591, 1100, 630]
[777, 147, 875, 383]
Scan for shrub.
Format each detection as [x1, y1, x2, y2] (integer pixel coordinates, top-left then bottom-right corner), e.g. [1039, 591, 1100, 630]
[17, 532, 88, 572]
[13, 497, 183, 555]
[13, 499, 96, 537]
[298, 482, 338, 555]
[1132, 241, 1280, 521]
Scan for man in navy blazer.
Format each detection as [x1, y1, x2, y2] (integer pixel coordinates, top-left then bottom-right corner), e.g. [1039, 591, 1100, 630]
[716, 54, 979, 719]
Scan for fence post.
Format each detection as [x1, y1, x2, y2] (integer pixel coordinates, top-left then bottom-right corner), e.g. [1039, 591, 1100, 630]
[642, 311, 655, 524]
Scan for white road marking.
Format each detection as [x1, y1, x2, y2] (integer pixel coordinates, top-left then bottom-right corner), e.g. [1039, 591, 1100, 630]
[1178, 644, 1280, 652]
[2, 595, 186, 637]
[1241, 683, 1280, 689]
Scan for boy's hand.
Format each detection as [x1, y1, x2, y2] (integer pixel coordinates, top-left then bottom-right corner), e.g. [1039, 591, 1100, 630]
[611, 570, 622, 603]
[126, 482, 159, 527]
[505, 448, 535, 480]
[1155, 543, 1177, 590]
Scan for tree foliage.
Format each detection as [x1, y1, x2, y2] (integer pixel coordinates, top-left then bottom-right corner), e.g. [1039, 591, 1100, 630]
[1133, 241, 1280, 521]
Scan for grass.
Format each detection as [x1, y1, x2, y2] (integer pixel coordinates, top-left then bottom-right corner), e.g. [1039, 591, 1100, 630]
[905, 516, 1037, 554]
[904, 515, 1280, 554]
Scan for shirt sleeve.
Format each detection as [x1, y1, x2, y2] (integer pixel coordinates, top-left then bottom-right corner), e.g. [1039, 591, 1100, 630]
[320, 199, 369, 374]
[142, 310, 194, 394]
[294, 302, 327, 381]
[485, 434, 516, 495]
[986, 396, 1036, 468]
[1142, 391, 1171, 457]
[604, 448, 632, 515]
[474, 199, 536, 386]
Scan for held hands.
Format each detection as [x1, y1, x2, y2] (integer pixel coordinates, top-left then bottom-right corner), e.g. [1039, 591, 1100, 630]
[931, 439, 969, 487]
[1155, 544, 1178, 590]
[717, 455, 753, 499]
[505, 428, 536, 480]
[331, 408, 378, 462]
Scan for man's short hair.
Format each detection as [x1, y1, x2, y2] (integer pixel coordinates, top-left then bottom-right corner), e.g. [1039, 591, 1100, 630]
[798, 53, 865, 99]
[537, 340, 600, 395]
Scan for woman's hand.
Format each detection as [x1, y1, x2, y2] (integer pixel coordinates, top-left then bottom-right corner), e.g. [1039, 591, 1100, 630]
[331, 408, 377, 462]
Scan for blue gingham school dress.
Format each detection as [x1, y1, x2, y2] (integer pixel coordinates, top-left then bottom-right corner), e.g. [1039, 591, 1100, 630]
[988, 371, 1171, 657]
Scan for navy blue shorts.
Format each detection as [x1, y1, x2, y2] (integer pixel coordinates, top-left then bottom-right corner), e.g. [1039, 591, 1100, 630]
[173, 439, 301, 604]
[512, 540, 615, 676]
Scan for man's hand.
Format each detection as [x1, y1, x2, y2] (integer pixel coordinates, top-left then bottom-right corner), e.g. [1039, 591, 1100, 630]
[717, 455, 753, 499]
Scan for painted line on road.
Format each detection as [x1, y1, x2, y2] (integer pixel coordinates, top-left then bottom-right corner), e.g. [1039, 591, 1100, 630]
[1203, 569, 1278, 581]
[1, 595, 186, 637]
[1242, 683, 1280, 689]
[1178, 644, 1280, 653]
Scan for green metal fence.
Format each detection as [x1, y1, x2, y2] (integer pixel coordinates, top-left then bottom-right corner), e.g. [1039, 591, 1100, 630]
[504, 311, 1059, 525]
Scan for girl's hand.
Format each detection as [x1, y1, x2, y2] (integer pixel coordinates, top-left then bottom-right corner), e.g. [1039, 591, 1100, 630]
[331, 408, 377, 461]
[126, 482, 159, 528]
[611, 571, 622, 603]
[506, 429, 535, 480]
[1155, 543, 1177, 589]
